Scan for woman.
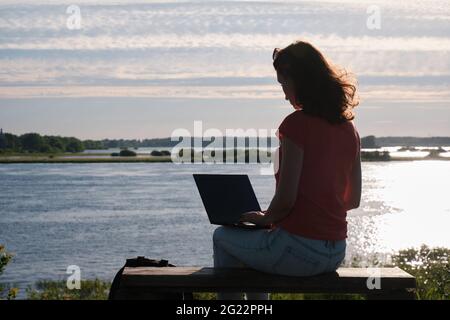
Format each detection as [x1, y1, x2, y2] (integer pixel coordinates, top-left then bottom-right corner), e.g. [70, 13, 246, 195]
[213, 40, 362, 300]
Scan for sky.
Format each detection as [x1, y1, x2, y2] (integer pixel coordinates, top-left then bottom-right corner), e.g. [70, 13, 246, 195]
[0, 0, 449, 139]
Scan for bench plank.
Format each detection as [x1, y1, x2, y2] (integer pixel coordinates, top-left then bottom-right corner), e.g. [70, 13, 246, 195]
[119, 267, 416, 295]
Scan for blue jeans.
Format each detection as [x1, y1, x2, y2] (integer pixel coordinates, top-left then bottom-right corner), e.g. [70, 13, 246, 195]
[213, 226, 346, 300]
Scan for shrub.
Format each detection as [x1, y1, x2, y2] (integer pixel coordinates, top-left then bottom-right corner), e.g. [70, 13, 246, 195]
[391, 245, 449, 300]
[119, 149, 137, 157]
[27, 279, 110, 300]
[150, 150, 163, 156]
[151, 150, 171, 156]
[0, 245, 17, 300]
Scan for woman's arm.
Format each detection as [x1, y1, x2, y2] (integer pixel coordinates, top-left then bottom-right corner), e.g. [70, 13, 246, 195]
[240, 136, 304, 226]
[346, 151, 362, 210]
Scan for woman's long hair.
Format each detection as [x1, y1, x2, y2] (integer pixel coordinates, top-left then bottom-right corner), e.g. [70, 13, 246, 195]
[273, 40, 359, 124]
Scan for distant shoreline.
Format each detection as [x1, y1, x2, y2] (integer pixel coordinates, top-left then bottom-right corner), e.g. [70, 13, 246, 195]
[0, 156, 172, 164]
[1, 146, 449, 164]
[0, 155, 449, 164]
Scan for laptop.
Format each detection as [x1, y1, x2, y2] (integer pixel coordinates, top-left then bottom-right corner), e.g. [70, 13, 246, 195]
[193, 174, 270, 229]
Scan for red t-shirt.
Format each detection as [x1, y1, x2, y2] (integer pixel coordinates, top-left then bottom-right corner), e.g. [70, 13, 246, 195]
[274, 110, 360, 240]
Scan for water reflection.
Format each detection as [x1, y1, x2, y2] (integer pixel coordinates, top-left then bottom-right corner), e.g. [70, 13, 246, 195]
[347, 161, 450, 259]
[0, 161, 449, 295]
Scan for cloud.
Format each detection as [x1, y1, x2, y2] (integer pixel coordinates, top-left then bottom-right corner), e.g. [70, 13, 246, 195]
[1, 84, 449, 104]
[2, 33, 450, 51]
[0, 0, 449, 100]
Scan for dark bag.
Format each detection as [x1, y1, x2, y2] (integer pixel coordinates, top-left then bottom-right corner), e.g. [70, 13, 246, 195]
[108, 256, 193, 300]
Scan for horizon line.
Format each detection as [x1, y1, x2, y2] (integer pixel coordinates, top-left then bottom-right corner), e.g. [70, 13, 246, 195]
[2, 129, 450, 141]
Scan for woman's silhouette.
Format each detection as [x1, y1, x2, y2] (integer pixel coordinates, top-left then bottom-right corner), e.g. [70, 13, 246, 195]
[213, 40, 362, 300]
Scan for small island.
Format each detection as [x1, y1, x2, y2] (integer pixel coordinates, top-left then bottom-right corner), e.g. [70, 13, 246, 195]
[111, 149, 138, 157]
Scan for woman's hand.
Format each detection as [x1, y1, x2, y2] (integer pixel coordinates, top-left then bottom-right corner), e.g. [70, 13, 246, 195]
[239, 210, 270, 227]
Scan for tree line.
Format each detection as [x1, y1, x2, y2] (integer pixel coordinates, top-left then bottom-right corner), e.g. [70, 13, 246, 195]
[0, 131, 184, 153]
[1, 130, 448, 154]
[0, 133, 279, 153]
[0, 132, 88, 153]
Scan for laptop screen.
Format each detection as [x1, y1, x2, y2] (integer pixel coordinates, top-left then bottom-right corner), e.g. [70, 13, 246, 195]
[193, 174, 261, 225]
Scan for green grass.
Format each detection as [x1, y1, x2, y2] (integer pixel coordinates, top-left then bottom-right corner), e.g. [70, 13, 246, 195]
[390, 245, 449, 300]
[24, 286, 366, 300]
[192, 292, 365, 300]
[26, 279, 111, 300]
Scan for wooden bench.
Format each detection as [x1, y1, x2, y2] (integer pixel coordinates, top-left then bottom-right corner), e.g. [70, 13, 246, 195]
[114, 266, 416, 300]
